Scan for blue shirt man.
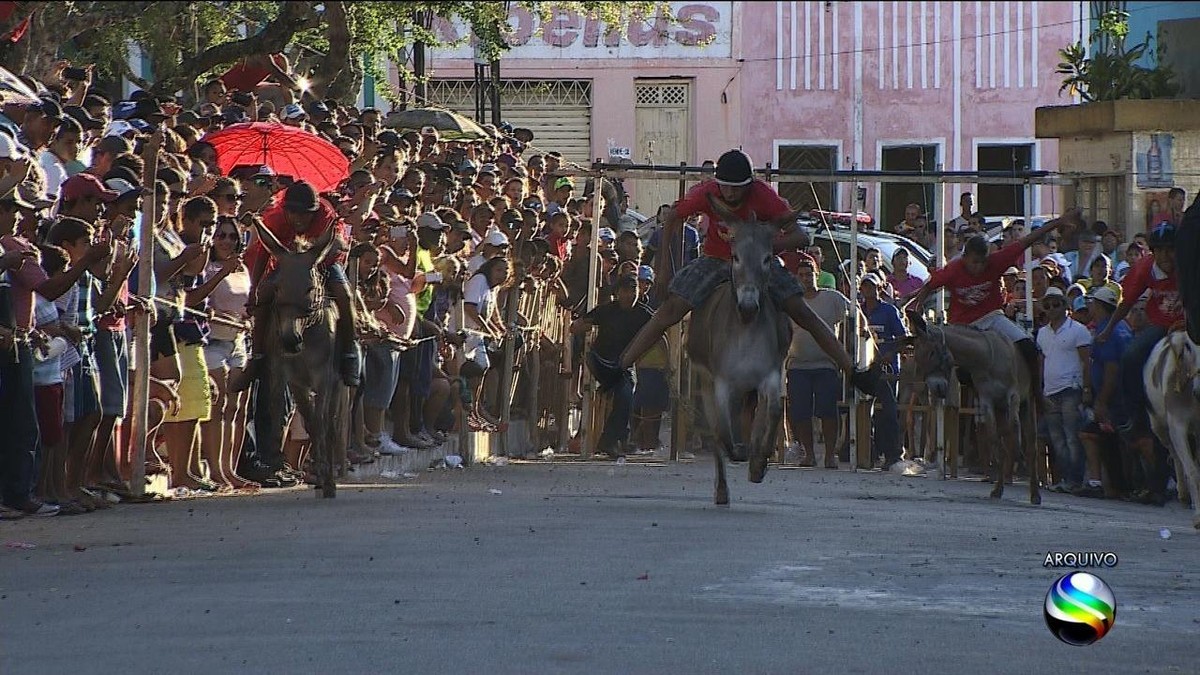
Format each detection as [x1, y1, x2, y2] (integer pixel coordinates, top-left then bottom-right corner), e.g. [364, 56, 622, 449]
[1086, 289, 1133, 428]
[858, 272, 907, 374]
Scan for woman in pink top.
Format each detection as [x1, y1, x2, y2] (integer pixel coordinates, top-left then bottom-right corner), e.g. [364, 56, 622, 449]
[887, 248, 924, 302]
[200, 216, 254, 489]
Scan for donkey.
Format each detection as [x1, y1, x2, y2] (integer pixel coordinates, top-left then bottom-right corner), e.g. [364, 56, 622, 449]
[687, 197, 794, 506]
[906, 313, 1041, 504]
[1144, 330, 1200, 528]
[252, 220, 349, 498]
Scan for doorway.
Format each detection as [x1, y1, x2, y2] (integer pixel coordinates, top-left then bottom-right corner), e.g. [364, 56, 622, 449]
[976, 144, 1034, 217]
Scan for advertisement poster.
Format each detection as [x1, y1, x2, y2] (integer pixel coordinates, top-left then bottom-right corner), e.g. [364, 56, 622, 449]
[1135, 133, 1174, 189]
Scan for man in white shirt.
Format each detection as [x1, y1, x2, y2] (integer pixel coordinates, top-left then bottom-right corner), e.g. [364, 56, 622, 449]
[465, 228, 509, 276]
[40, 116, 83, 200]
[1035, 286, 1093, 493]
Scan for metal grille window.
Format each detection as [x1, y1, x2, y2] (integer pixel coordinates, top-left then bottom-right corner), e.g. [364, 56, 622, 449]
[776, 145, 838, 212]
[427, 79, 592, 108]
[635, 83, 689, 106]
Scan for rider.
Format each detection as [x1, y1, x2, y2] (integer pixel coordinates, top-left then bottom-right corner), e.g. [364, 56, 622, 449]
[239, 181, 360, 388]
[906, 208, 1085, 399]
[1095, 221, 1180, 492]
[617, 149, 878, 395]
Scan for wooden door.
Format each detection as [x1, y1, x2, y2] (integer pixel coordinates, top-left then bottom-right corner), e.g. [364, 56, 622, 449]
[633, 80, 691, 215]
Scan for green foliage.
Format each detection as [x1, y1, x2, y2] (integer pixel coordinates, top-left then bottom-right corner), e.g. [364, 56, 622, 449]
[1, 0, 679, 104]
[1056, 9, 1179, 102]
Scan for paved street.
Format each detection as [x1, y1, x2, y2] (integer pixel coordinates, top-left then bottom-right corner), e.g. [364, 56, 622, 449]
[2, 457, 1197, 674]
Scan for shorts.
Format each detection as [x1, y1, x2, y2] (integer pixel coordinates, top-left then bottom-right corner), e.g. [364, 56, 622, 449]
[151, 317, 178, 361]
[363, 342, 400, 409]
[633, 367, 669, 411]
[787, 368, 842, 420]
[668, 255, 804, 309]
[203, 336, 248, 371]
[34, 384, 65, 447]
[968, 310, 1029, 343]
[165, 343, 212, 423]
[94, 329, 129, 417]
[66, 347, 100, 424]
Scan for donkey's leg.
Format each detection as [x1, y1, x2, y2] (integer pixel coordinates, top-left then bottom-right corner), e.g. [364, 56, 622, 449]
[981, 402, 1006, 499]
[712, 380, 735, 506]
[1164, 419, 1200, 528]
[749, 372, 784, 484]
[292, 389, 322, 490]
[1022, 398, 1041, 505]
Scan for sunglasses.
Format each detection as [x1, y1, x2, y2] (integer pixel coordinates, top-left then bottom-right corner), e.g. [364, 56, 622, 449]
[252, 177, 274, 188]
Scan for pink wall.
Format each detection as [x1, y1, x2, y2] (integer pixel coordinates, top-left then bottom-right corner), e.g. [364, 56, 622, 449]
[407, 2, 1082, 218]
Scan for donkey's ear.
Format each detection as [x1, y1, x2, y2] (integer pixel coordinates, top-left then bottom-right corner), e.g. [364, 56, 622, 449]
[252, 218, 288, 259]
[772, 208, 806, 231]
[304, 224, 339, 266]
[706, 192, 738, 222]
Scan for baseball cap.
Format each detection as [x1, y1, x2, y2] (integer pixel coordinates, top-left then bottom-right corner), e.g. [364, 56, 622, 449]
[1087, 286, 1119, 308]
[638, 265, 655, 282]
[598, 227, 616, 242]
[229, 164, 275, 180]
[104, 178, 146, 200]
[859, 272, 883, 287]
[390, 188, 416, 203]
[416, 212, 448, 230]
[0, 132, 28, 160]
[0, 186, 35, 210]
[377, 130, 402, 148]
[1072, 296, 1088, 312]
[1003, 266, 1020, 276]
[478, 163, 498, 175]
[282, 181, 321, 212]
[1042, 286, 1066, 300]
[30, 97, 64, 122]
[495, 153, 517, 168]
[305, 100, 330, 116]
[64, 105, 103, 131]
[96, 135, 133, 156]
[61, 174, 119, 203]
[500, 209, 523, 227]
[484, 229, 510, 247]
[17, 181, 54, 209]
[553, 176, 575, 191]
[459, 159, 479, 175]
[282, 103, 307, 120]
[105, 120, 140, 138]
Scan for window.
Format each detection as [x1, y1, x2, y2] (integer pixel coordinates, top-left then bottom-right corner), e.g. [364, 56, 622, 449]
[776, 145, 837, 213]
[881, 145, 938, 230]
[976, 144, 1034, 216]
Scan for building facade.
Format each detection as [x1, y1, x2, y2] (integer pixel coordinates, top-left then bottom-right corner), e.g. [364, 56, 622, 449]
[408, 2, 1082, 225]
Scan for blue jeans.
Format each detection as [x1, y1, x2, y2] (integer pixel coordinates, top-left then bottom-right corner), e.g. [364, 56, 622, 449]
[0, 344, 40, 508]
[1044, 387, 1085, 486]
[589, 351, 635, 454]
[1120, 324, 1168, 436]
[871, 376, 903, 464]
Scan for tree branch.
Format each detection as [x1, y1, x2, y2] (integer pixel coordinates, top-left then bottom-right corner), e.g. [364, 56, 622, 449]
[149, 1, 320, 97]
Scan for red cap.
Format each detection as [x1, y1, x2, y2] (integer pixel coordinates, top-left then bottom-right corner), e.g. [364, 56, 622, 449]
[61, 174, 119, 203]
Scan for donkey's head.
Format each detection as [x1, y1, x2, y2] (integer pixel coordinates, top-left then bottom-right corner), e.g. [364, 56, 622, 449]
[708, 194, 799, 323]
[253, 220, 337, 355]
[905, 310, 955, 400]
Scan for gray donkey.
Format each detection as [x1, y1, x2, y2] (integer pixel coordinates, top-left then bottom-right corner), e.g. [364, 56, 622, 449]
[252, 220, 349, 498]
[687, 196, 795, 506]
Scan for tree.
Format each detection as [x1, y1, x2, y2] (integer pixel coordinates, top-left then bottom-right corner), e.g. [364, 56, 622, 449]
[1056, 9, 1179, 102]
[0, 1, 666, 104]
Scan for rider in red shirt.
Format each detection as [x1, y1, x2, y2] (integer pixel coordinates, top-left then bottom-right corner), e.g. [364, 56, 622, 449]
[617, 149, 878, 395]
[907, 208, 1084, 397]
[1096, 221, 1180, 452]
[239, 181, 359, 388]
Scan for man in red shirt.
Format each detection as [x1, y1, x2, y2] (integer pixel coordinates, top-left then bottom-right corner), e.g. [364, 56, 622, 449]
[241, 181, 359, 387]
[618, 149, 877, 394]
[1096, 222, 1181, 449]
[907, 208, 1084, 397]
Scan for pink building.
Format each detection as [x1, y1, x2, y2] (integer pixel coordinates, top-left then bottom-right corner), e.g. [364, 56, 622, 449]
[417, 2, 1081, 225]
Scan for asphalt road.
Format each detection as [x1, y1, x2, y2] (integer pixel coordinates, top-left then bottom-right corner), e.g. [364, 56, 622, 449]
[2, 457, 1197, 675]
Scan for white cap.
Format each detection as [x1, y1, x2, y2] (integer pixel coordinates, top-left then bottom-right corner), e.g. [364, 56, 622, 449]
[105, 120, 138, 138]
[416, 212, 448, 230]
[1087, 286, 1119, 307]
[103, 178, 144, 198]
[0, 131, 28, 160]
[282, 103, 306, 120]
[1042, 286, 1065, 299]
[484, 229, 510, 247]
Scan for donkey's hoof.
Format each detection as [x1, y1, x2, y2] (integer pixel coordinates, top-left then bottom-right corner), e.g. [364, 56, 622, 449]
[1030, 493, 1042, 506]
[989, 488, 1003, 500]
[1191, 515, 1200, 530]
[748, 458, 768, 483]
[714, 485, 730, 506]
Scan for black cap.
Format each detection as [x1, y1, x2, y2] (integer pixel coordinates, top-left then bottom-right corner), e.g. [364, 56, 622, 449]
[29, 97, 64, 121]
[64, 105, 103, 130]
[283, 181, 321, 213]
[377, 130, 401, 148]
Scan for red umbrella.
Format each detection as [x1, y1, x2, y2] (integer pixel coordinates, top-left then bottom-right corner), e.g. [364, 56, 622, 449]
[202, 122, 349, 192]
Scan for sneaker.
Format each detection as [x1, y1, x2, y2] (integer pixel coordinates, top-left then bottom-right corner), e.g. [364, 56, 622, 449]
[378, 437, 411, 456]
[15, 499, 60, 517]
[888, 459, 926, 476]
[0, 504, 25, 520]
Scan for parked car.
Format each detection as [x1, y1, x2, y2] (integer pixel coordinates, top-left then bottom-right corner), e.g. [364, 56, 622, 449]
[803, 217, 933, 283]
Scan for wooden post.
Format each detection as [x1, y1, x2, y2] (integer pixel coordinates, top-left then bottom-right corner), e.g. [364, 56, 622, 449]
[667, 163, 689, 461]
[127, 143, 158, 497]
[497, 283, 521, 457]
[557, 308, 573, 454]
[452, 297, 471, 465]
[525, 287, 543, 448]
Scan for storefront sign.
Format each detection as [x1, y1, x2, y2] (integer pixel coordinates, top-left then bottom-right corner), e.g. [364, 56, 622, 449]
[430, 2, 733, 60]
